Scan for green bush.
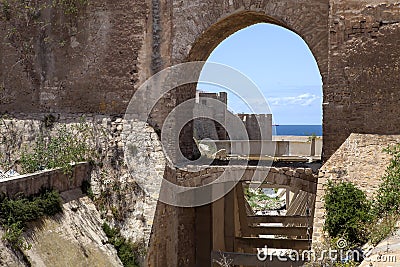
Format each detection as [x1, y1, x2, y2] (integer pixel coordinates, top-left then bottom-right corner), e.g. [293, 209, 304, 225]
[20, 124, 94, 175]
[0, 190, 62, 249]
[102, 222, 142, 267]
[373, 144, 400, 216]
[323, 181, 372, 245]
[369, 214, 399, 246]
[367, 145, 400, 244]
[2, 222, 26, 249]
[323, 144, 400, 248]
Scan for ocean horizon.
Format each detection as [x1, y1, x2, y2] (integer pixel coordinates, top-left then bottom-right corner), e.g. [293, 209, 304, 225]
[273, 125, 322, 136]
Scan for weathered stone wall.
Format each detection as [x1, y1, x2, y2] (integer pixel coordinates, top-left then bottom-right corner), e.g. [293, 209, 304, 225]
[0, 0, 150, 114]
[2, 0, 399, 160]
[193, 92, 228, 141]
[237, 114, 273, 141]
[1, 0, 400, 265]
[0, 115, 164, 258]
[312, 133, 400, 245]
[0, 163, 90, 197]
[0, 0, 329, 152]
[324, 0, 400, 159]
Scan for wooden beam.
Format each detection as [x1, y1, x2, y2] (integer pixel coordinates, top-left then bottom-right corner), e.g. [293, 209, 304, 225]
[235, 182, 250, 236]
[212, 197, 225, 251]
[233, 186, 240, 249]
[195, 204, 212, 267]
[236, 237, 309, 250]
[224, 188, 235, 252]
[288, 190, 299, 209]
[287, 191, 307, 216]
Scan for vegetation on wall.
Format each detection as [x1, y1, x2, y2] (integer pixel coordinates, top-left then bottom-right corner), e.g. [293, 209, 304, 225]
[373, 144, 400, 215]
[305, 236, 360, 267]
[0, 116, 138, 241]
[324, 143, 400, 249]
[0, 116, 148, 264]
[368, 144, 400, 245]
[81, 180, 95, 200]
[102, 222, 145, 267]
[0, 190, 62, 250]
[307, 133, 318, 142]
[323, 181, 372, 246]
[0, 116, 21, 172]
[19, 123, 95, 175]
[0, 0, 88, 23]
[369, 213, 399, 246]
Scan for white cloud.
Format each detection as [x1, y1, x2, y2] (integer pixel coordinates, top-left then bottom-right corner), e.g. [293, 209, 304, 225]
[267, 93, 320, 107]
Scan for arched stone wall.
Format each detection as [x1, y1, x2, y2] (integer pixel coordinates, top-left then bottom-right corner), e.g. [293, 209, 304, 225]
[173, 3, 329, 75]
[2, 1, 400, 265]
[153, 2, 329, 163]
[147, 2, 329, 266]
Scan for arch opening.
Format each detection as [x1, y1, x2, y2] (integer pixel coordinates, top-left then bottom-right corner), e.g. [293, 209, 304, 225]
[192, 20, 323, 161]
[188, 13, 324, 266]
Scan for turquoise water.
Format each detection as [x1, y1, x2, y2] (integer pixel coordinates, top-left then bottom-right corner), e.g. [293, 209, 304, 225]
[273, 125, 322, 136]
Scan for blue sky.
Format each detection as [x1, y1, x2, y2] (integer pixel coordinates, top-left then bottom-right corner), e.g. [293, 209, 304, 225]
[197, 23, 323, 125]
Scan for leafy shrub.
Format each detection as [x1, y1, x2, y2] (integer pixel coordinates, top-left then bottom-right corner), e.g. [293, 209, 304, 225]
[369, 214, 399, 246]
[364, 144, 400, 245]
[323, 181, 372, 245]
[0, 190, 62, 249]
[19, 124, 94, 175]
[2, 222, 26, 249]
[373, 144, 400, 216]
[323, 144, 400, 248]
[102, 222, 143, 267]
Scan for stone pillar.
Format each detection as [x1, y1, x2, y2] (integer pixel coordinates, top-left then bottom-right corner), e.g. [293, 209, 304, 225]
[312, 171, 329, 247]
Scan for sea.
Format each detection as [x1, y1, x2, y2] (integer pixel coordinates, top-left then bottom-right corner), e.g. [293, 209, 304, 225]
[273, 125, 322, 136]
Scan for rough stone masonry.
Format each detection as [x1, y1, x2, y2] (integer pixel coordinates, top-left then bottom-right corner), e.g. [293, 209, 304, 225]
[1, 0, 400, 266]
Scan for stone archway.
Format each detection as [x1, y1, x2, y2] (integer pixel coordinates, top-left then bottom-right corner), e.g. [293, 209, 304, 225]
[187, 11, 289, 62]
[147, 3, 329, 266]
[168, 8, 328, 158]
[174, 9, 327, 266]
[170, 2, 330, 74]
[169, 4, 329, 158]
